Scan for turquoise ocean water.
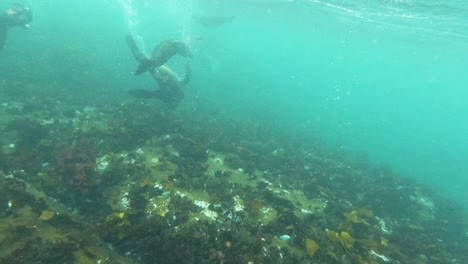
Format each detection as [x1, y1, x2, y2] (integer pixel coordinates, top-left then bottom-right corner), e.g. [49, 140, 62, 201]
[2, 0, 468, 211]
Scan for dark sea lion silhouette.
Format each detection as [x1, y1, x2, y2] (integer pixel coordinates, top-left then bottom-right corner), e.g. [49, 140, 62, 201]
[0, 3, 32, 51]
[134, 39, 192, 76]
[126, 33, 191, 107]
[128, 64, 191, 107]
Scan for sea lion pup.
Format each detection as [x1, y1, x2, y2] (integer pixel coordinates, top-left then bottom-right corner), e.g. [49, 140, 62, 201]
[133, 37, 192, 76]
[126, 33, 191, 107]
[194, 15, 235, 27]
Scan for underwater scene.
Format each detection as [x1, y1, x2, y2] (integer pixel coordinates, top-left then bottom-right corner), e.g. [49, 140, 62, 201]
[1, 0, 467, 263]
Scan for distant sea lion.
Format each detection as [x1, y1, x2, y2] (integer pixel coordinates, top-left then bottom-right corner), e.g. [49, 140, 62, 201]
[0, 3, 32, 51]
[134, 39, 192, 76]
[194, 15, 234, 27]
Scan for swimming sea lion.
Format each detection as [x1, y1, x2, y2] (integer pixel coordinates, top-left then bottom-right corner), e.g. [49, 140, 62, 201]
[152, 64, 191, 89]
[129, 64, 191, 107]
[0, 3, 32, 50]
[126, 33, 191, 107]
[134, 39, 192, 76]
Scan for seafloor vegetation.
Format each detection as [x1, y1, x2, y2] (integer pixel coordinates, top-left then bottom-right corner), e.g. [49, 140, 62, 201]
[0, 96, 467, 264]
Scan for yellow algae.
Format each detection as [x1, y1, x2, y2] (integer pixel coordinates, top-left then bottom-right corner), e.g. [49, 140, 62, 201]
[39, 210, 55, 221]
[105, 212, 131, 239]
[116, 212, 125, 219]
[339, 232, 355, 248]
[305, 239, 319, 257]
[327, 230, 338, 238]
[139, 178, 154, 188]
[381, 237, 388, 247]
[345, 209, 373, 225]
[327, 230, 356, 249]
[106, 212, 130, 227]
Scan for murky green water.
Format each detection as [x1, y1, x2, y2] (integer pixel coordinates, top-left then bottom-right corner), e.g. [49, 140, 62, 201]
[1, 0, 467, 262]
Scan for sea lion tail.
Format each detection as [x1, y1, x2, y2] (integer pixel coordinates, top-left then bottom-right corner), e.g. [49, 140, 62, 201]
[135, 59, 153, 75]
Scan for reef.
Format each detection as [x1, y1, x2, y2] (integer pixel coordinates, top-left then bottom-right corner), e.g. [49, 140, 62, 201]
[0, 98, 467, 264]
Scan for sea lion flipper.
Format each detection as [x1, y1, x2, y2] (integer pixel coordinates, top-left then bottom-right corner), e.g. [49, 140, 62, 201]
[134, 59, 153, 75]
[126, 33, 148, 63]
